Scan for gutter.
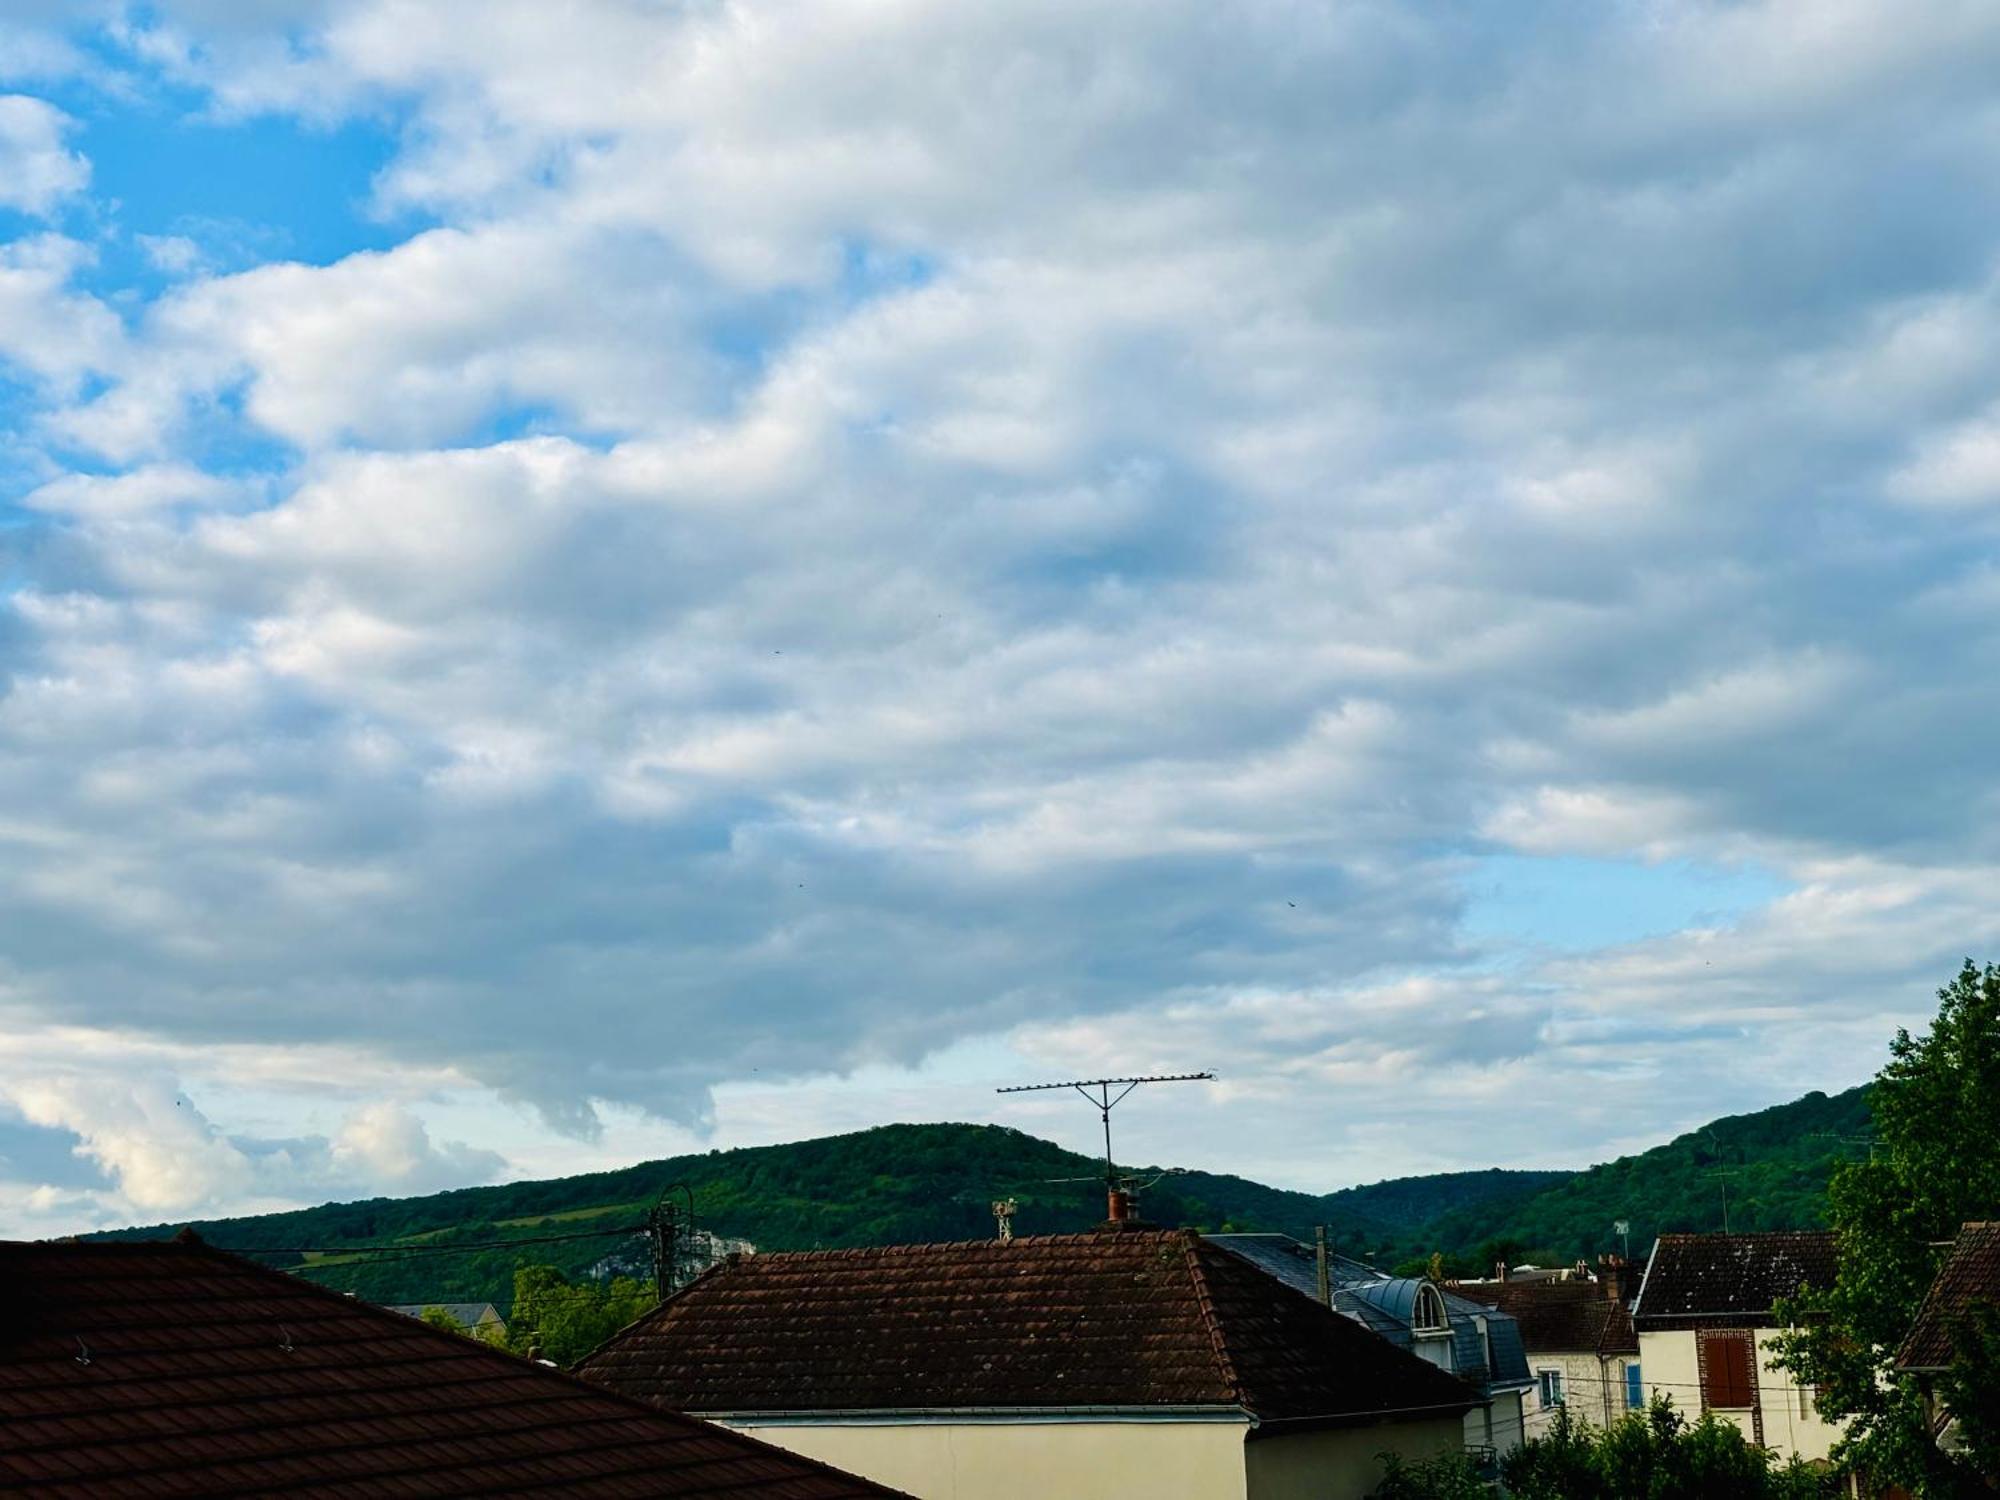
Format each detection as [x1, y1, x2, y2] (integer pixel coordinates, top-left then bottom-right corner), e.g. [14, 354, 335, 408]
[706, 1398, 1480, 1436]
[1628, 1237, 1661, 1322]
[704, 1404, 1255, 1427]
[1245, 1399, 1483, 1439]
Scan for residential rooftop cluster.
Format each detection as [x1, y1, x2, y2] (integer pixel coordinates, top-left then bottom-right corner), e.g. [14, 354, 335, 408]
[4, 1206, 1994, 1498]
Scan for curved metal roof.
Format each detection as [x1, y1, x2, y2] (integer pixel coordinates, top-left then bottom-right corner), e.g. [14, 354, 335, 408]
[1208, 1235, 1532, 1394]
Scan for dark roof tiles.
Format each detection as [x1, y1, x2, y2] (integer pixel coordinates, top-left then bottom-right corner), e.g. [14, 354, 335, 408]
[576, 1229, 1476, 1426]
[1447, 1281, 1638, 1357]
[1898, 1222, 2000, 1372]
[0, 1238, 900, 1499]
[1632, 1232, 1838, 1327]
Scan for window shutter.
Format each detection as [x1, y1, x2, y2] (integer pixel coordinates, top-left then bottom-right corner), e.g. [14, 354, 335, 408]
[1625, 1364, 1643, 1409]
[1701, 1334, 1755, 1408]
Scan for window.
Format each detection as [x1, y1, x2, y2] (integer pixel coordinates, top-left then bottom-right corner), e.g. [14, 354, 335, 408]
[1699, 1333, 1757, 1410]
[1625, 1364, 1644, 1410]
[1538, 1369, 1565, 1409]
[1413, 1284, 1449, 1334]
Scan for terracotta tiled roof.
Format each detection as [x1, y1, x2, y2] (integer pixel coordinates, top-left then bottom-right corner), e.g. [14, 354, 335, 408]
[575, 1229, 1477, 1426]
[1446, 1281, 1638, 1358]
[0, 1236, 901, 1498]
[1631, 1232, 1837, 1328]
[1898, 1222, 2000, 1372]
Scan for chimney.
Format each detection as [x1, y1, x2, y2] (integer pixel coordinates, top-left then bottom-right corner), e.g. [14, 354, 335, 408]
[1315, 1226, 1331, 1308]
[1106, 1187, 1131, 1224]
[1598, 1253, 1625, 1302]
[1495, 1260, 1509, 1283]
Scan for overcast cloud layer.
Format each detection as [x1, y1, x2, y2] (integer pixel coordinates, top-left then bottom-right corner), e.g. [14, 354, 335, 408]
[5, 0, 2000, 1234]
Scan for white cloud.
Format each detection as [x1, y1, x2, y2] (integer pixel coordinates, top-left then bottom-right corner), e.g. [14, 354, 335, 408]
[332, 1101, 505, 1192]
[7, 0, 2000, 1227]
[0, 94, 85, 215]
[1891, 402, 2000, 507]
[0, 234, 124, 389]
[13, 1075, 255, 1211]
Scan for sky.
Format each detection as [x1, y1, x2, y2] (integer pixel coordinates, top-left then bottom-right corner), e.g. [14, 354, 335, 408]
[3, 1, 2000, 1237]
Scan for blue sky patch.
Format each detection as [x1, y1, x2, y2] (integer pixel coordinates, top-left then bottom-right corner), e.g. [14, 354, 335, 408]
[1459, 854, 1792, 952]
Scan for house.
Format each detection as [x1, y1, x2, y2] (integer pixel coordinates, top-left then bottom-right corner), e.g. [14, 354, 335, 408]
[0, 1231, 900, 1498]
[1210, 1234, 1535, 1468]
[1630, 1230, 1845, 1462]
[575, 1227, 1481, 1500]
[387, 1299, 507, 1338]
[1449, 1271, 1640, 1436]
[1896, 1220, 2000, 1461]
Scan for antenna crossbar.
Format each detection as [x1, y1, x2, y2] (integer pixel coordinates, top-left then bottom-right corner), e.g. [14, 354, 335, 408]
[996, 1072, 1215, 1094]
[996, 1072, 1214, 1211]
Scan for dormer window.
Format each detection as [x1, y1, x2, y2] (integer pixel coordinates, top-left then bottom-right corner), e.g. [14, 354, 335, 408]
[1413, 1283, 1449, 1335]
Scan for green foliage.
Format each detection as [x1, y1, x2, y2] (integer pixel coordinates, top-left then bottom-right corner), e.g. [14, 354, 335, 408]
[1498, 1397, 1841, 1500]
[1936, 1303, 2000, 1481]
[1772, 960, 2000, 1496]
[417, 1305, 469, 1335]
[87, 1122, 1567, 1307]
[1411, 1085, 1873, 1265]
[87, 1083, 1871, 1312]
[503, 1265, 657, 1368]
[1367, 1448, 1490, 1499]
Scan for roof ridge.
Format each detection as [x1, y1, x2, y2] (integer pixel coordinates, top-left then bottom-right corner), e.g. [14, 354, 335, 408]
[722, 1229, 1178, 1263]
[1180, 1232, 1249, 1411]
[168, 1239, 911, 1489]
[0, 1237, 903, 1496]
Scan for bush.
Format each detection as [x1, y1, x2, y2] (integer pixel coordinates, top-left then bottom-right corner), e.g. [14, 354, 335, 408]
[1368, 1449, 1489, 1499]
[1494, 1397, 1843, 1500]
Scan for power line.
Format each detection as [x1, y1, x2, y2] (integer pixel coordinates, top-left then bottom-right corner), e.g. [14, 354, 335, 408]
[221, 1223, 648, 1258]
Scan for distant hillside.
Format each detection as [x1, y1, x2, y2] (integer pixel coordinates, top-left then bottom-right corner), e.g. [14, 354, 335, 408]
[91, 1122, 1563, 1307]
[1412, 1084, 1873, 1263]
[90, 1085, 1866, 1309]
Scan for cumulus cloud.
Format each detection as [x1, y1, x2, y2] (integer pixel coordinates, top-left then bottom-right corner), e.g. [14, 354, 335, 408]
[0, 94, 85, 215]
[1, 1062, 506, 1224]
[332, 1101, 505, 1192]
[4, 0, 2000, 1225]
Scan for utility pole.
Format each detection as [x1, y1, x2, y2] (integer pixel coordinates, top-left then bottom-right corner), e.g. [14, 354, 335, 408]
[1705, 1170, 1741, 1235]
[648, 1181, 695, 1299]
[992, 1198, 1018, 1241]
[996, 1073, 1214, 1221]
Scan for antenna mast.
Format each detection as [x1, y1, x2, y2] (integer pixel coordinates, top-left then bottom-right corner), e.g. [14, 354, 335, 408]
[996, 1072, 1214, 1222]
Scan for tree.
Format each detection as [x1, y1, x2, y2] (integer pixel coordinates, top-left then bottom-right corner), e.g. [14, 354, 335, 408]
[418, 1305, 470, 1335]
[1478, 1397, 1839, 1500]
[503, 1265, 658, 1368]
[1367, 1449, 1490, 1499]
[1933, 1303, 2000, 1481]
[1771, 959, 2000, 1495]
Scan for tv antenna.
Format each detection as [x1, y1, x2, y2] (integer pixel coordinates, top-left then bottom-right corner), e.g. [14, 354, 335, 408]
[1704, 1169, 1743, 1235]
[996, 1073, 1214, 1221]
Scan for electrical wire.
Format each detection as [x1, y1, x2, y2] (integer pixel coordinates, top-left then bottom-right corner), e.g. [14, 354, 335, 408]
[220, 1223, 648, 1258]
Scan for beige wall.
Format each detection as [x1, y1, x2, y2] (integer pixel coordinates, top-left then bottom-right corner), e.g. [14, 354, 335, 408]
[1244, 1414, 1468, 1500]
[1636, 1329, 1844, 1463]
[1464, 1390, 1526, 1455]
[1523, 1353, 1635, 1435]
[1750, 1327, 1842, 1463]
[727, 1417, 1252, 1500]
[726, 1413, 1468, 1500]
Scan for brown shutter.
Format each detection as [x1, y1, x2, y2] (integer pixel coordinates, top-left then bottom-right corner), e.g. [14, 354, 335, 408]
[1700, 1333, 1756, 1409]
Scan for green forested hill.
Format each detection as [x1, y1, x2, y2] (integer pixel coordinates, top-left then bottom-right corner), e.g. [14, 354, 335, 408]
[88, 1086, 1866, 1309]
[1412, 1084, 1873, 1266]
[90, 1122, 1562, 1306]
